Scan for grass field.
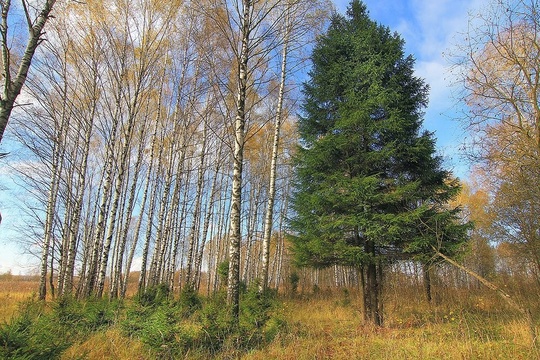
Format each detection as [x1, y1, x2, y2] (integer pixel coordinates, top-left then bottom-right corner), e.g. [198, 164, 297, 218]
[0, 274, 538, 359]
[0, 273, 40, 321]
[245, 294, 537, 359]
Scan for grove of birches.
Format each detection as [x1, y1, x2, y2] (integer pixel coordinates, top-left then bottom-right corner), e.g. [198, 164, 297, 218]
[1, 0, 539, 332]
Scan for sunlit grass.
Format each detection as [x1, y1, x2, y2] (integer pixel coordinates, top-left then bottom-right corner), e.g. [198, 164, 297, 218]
[243, 291, 539, 360]
[0, 273, 40, 322]
[1, 274, 538, 359]
[61, 329, 149, 360]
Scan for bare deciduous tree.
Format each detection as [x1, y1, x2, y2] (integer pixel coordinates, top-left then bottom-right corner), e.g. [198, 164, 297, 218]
[0, 0, 57, 144]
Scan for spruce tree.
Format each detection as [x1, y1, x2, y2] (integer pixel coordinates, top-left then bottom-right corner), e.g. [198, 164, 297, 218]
[289, 0, 468, 325]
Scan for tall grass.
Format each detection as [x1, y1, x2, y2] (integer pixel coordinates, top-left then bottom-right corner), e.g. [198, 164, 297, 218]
[245, 288, 539, 360]
[0, 273, 40, 322]
[0, 281, 284, 359]
[0, 274, 538, 359]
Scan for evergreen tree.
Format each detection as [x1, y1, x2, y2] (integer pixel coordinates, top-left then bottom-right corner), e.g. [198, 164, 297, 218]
[289, 0, 468, 325]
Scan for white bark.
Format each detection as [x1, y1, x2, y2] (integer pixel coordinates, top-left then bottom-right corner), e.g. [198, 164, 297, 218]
[260, 16, 290, 291]
[185, 121, 208, 288]
[227, 0, 252, 319]
[0, 0, 57, 143]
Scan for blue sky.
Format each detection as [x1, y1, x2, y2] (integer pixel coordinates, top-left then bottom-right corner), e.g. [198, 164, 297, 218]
[0, 0, 490, 274]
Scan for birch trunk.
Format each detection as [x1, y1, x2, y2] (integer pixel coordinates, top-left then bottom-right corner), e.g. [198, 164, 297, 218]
[96, 92, 140, 297]
[62, 101, 95, 295]
[167, 161, 191, 290]
[185, 122, 208, 288]
[227, 0, 252, 319]
[260, 19, 290, 291]
[194, 142, 223, 290]
[137, 117, 164, 293]
[147, 141, 176, 287]
[0, 0, 57, 143]
[110, 115, 148, 298]
[38, 73, 71, 299]
[82, 108, 119, 297]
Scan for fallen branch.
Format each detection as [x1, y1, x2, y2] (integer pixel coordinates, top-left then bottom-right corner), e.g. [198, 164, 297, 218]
[432, 246, 538, 350]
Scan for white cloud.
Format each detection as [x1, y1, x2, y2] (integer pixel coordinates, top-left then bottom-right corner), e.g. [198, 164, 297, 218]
[416, 60, 452, 107]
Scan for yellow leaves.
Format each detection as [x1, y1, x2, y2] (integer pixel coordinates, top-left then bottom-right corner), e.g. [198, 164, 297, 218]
[244, 113, 297, 178]
[147, 0, 184, 17]
[452, 173, 494, 228]
[463, 4, 540, 177]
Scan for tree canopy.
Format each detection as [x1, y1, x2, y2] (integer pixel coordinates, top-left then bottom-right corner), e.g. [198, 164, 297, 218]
[288, 0, 469, 325]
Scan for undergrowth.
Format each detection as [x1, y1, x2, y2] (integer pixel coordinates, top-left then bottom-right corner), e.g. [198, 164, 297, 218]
[1, 285, 538, 359]
[0, 283, 284, 360]
[0, 296, 121, 359]
[122, 283, 283, 359]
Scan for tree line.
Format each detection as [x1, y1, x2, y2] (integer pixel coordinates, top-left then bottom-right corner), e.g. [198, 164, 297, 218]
[4, 0, 329, 305]
[0, 0, 539, 328]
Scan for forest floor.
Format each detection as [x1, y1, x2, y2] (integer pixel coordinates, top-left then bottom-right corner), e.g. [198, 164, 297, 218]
[0, 274, 538, 359]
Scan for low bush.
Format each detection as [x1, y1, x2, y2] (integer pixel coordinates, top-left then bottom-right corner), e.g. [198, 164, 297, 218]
[1, 285, 286, 359]
[121, 284, 285, 358]
[0, 296, 122, 360]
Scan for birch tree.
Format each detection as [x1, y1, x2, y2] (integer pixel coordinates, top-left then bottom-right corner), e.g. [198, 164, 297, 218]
[226, 0, 252, 317]
[0, 0, 58, 145]
[258, 0, 329, 291]
[200, 0, 259, 317]
[8, 3, 100, 299]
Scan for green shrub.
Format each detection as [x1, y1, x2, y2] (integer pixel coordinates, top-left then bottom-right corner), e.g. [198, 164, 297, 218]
[0, 304, 36, 359]
[0, 296, 123, 360]
[178, 286, 202, 317]
[217, 261, 229, 287]
[197, 291, 234, 352]
[337, 288, 351, 307]
[53, 295, 119, 333]
[263, 315, 286, 343]
[121, 300, 184, 359]
[0, 299, 70, 360]
[0, 286, 287, 359]
[236, 283, 280, 349]
[137, 283, 171, 307]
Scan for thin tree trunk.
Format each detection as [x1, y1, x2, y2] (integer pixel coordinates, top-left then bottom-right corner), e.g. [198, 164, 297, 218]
[38, 154, 60, 300]
[242, 182, 257, 284]
[185, 122, 208, 288]
[214, 171, 231, 293]
[0, 0, 57, 143]
[168, 162, 192, 290]
[260, 14, 290, 292]
[137, 113, 164, 294]
[63, 103, 95, 295]
[273, 172, 290, 289]
[96, 104, 138, 297]
[38, 89, 70, 300]
[111, 116, 149, 298]
[194, 148, 223, 291]
[423, 262, 432, 304]
[227, 0, 252, 321]
[83, 111, 119, 297]
[147, 141, 176, 287]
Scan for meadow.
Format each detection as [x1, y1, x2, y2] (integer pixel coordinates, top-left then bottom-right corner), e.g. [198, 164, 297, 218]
[0, 273, 537, 359]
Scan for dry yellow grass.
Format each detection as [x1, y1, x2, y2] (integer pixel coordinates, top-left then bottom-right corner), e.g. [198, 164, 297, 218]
[1, 274, 538, 359]
[243, 293, 539, 360]
[61, 329, 150, 360]
[0, 273, 40, 322]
